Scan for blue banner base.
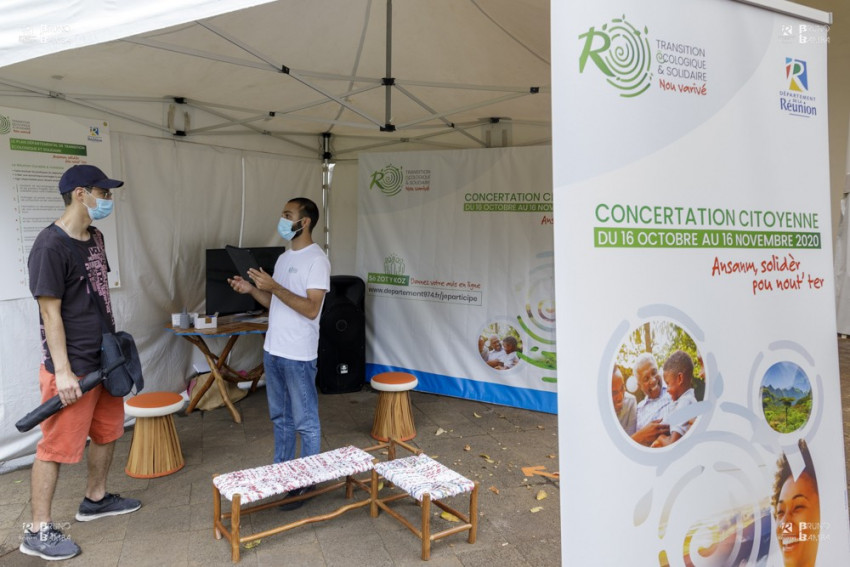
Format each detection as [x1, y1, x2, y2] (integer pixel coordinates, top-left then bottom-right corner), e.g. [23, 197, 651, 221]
[367, 363, 557, 414]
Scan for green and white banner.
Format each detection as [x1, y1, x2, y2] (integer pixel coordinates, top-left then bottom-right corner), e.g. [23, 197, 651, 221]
[553, 0, 849, 565]
[356, 147, 556, 412]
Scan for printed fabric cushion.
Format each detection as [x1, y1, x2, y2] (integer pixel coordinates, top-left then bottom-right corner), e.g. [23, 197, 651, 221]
[373, 454, 474, 502]
[214, 446, 374, 503]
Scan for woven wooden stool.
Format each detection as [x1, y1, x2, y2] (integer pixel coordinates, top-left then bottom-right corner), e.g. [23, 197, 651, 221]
[124, 392, 185, 478]
[370, 372, 418, 442]
[371, 440, 478, 560]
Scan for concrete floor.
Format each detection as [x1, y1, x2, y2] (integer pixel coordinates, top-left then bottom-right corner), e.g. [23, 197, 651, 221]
[1, 337, 849, 566]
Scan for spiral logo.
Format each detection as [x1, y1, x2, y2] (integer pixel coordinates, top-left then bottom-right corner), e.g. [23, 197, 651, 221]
[578, 16, 653, 98]
[369, 164, 404, 197]
[0, 115, 11, 135]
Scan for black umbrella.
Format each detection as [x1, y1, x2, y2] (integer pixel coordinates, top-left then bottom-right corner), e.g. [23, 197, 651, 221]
[15, 371, 104, 432]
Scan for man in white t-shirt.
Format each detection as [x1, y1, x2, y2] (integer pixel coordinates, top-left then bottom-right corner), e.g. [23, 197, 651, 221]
[229, 197, 330, 508]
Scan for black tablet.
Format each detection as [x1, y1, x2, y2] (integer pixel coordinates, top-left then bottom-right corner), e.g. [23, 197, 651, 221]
[225, 245, 260, 282]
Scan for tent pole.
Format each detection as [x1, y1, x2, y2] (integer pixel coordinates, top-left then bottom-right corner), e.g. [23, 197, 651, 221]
[322, 133, 333, 257]
[382, 0, 394, 132]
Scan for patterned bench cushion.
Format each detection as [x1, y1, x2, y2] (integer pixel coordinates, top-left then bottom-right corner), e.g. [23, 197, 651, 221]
[373, 454, 475, 502]
[214, 445, 374, 504]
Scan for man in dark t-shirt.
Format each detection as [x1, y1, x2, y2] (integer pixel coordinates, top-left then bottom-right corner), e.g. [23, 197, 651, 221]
[20, 165, 141, 561]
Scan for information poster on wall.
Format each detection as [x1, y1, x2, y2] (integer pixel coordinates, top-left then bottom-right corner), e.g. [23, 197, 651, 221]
[0, 105, 120, 301]
[356, 147, 555, 412]
[553, 0, 850, 565]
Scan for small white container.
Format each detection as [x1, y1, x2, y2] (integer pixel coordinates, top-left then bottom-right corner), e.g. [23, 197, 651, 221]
[194, 315, 218, 330]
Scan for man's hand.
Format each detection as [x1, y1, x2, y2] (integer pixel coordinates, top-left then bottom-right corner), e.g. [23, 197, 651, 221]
[245, 268, 278, 293]
[227, 275, 256, 294]
[55, 368, 82, 407]
[651, 434, 673, 448]
[631, 419, 670, 446]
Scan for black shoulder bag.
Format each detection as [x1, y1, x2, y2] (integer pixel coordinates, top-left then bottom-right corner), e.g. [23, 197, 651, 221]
[50, 224, 144, 397]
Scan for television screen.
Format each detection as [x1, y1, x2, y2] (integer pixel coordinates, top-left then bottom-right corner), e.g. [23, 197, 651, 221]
[205, 246, 285, 315]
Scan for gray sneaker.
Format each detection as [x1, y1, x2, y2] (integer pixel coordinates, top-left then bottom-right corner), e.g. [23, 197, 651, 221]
[75, 492, 141, 521]
[19, 523, 81, 561]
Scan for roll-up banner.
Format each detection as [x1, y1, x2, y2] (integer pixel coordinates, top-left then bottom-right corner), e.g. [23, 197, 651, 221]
[553, 1, 850, 565]
[356, 147, 556, 413]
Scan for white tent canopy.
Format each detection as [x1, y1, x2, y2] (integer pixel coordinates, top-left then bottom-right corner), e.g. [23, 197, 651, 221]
[0, 1, 277, 68]
[0, 0, 551, 159]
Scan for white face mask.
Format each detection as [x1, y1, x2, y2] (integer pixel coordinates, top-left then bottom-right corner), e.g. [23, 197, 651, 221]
[84, 189, 114, 220]
[277, 217, 303, 241]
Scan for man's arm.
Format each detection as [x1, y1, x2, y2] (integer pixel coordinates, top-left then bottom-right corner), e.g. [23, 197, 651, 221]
[247, 267, 326, 319]
[37, 296, 82, 405]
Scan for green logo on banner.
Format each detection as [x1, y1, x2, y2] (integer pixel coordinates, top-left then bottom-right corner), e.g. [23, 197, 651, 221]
[579, 16, 652, 97]
[370, 164, 404, 197]
[367, 254, 410, 286]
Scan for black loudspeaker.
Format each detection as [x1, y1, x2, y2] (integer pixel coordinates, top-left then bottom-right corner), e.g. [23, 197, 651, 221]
[317, 276, 366, 394]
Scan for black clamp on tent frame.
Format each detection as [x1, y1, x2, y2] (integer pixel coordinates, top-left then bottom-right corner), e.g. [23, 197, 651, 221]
[172, 97, 188, 136]
[322, 132, 332, 161]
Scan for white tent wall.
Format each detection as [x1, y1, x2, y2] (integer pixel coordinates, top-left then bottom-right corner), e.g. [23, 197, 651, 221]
[0, 131, 324, 468]
[325, 161, 360, 275]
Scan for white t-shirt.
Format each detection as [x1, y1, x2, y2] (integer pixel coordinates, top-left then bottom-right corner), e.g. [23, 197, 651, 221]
[487, 349, 508, 365]
[264, 243, 330, 360]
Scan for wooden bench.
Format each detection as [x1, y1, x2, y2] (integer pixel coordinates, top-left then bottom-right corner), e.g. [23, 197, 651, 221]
[212, 443, 385, 563]
[370, 439, 479, 560]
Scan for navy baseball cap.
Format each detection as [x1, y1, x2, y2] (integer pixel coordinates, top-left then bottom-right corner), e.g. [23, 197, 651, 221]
[58, 165, 124, 194]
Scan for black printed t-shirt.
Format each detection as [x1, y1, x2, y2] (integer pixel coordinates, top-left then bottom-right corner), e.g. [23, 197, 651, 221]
[28, 224, 115, 376]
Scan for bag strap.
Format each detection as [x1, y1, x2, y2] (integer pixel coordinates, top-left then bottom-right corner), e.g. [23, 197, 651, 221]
[50, 223, 112, 334]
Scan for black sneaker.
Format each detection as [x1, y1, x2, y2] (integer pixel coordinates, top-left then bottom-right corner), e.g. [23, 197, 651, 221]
[19, 523, 81, 561]
[75, 493, 141, 522]
[279, 485, 316, 511]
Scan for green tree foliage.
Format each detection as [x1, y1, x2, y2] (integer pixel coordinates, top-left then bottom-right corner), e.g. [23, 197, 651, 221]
[761, 389, 811, 433]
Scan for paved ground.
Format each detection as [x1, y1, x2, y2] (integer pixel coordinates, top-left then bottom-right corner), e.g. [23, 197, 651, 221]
[1, 337, 849, 566]
[0, 380, 560, 566]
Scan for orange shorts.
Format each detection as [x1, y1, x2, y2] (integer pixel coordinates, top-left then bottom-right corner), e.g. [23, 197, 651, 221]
[36, 365, 125, 464]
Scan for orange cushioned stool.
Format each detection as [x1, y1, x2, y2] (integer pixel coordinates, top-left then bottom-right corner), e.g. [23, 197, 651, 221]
[124, 392, 185, 478]
[370, 372, 418, 442]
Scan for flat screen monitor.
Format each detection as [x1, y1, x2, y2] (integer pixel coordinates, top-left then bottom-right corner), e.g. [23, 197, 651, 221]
[205, 246, 285, 315]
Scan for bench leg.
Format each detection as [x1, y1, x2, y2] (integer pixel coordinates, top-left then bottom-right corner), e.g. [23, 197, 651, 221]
[421, 493, 431, 561]
[370, 469, 379, 518]
[469, 483, 479, 544]
[213, 481, 222, 540]
[231, 494, 241, 563]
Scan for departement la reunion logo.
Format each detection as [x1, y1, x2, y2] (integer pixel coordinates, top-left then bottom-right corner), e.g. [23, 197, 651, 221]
[0, 114, 11, 135]
[579, 15, 652, 97]
[780, 57, 817, 118]
[369, 164, 404, 197]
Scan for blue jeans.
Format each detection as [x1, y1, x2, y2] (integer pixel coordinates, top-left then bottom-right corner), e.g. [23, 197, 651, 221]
[263, 352, 321, 463]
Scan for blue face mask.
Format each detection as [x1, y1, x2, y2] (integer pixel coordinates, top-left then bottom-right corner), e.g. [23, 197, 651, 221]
[85, 189, 114, 220]
[277, 217, 303, 241]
